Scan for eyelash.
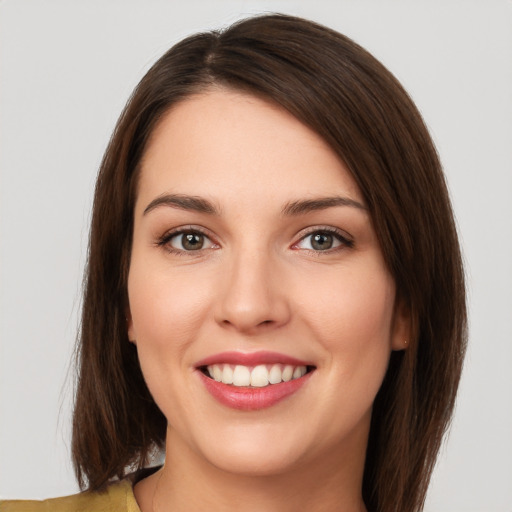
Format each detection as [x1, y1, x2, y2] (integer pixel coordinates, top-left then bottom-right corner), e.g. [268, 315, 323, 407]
[156, 226, 216, 256]
[156, 226, 354, 256]
[292, 226, 354, 254]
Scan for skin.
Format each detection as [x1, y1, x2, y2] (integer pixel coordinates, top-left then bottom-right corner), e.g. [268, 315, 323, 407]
[128, 88, 409, 512]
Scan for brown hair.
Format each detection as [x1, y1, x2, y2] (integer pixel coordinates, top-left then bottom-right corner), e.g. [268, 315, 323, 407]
[72, 13, 467, 512]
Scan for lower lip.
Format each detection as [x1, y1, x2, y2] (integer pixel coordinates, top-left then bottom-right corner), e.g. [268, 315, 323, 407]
[198, 371, 313, 411]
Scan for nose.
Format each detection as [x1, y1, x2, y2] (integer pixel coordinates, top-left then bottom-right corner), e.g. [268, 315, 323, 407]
[215, 249, 291, 334]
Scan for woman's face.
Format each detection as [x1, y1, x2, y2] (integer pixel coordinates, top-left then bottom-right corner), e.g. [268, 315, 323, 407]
[127, 89, 407, 476]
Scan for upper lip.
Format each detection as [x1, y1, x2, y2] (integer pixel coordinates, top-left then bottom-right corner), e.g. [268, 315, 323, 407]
[195, 351, 314, 368]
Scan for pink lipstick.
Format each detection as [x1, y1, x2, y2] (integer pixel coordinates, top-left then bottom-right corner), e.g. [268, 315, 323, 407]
[195, 351, 315, 411]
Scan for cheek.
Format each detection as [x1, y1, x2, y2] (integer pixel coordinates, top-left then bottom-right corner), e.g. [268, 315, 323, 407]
[305, 273, 394, 341]
[128, 260, 217, 404]
[298, 263, 396, 377]
[126, 265, 214, 421]
[127, 262, 213, 366]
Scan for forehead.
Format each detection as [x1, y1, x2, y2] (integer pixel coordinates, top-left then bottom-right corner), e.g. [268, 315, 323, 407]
[137, 88, 363, 210]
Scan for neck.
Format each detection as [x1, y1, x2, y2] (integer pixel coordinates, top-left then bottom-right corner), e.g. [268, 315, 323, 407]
[136, 424, 368, 512]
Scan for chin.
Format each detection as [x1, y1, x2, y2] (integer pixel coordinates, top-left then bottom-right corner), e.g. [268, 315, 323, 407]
[185, 421, 310, 477]
[206, 443, 304, 477]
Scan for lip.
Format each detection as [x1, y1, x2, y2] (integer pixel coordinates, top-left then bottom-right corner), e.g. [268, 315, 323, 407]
[198, 370, 313, 411]
[195, 350, 313, 367]
[195, 351, 315, 411]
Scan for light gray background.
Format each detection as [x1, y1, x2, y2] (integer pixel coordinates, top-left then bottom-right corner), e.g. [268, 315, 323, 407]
[1, 1, 511, 510]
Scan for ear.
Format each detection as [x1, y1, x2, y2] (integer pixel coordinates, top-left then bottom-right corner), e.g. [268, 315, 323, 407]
[391, 296, 412, 351]
[126, 309, 136, 345]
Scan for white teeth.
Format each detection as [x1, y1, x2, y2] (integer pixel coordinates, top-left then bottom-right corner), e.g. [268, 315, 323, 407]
[268, 364, 282, 384]
[222, 365, 234, 384]
[212, 364, 222, 382]
[282, 365, 294, 382]
[206, 363, 308, 387]
[232, 365, 251, 386]
[293, 366, 306, 379]
[250, 365, 269, 387]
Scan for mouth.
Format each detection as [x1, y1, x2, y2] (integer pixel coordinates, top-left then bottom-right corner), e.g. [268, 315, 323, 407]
[195, 352, 316, 411]
[199, 363, 315, 388]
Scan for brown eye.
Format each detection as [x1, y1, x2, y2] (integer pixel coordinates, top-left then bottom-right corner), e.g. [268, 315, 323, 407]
[310, 233, 334, 250]
[169, 231, 211, 251]
[295, 229, 352, 252]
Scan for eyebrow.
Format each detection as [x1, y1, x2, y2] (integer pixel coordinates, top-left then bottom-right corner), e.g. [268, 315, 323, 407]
[281, 196, 367, 215]
[143, 194, 219, 215]
[143, 193, 366, 217]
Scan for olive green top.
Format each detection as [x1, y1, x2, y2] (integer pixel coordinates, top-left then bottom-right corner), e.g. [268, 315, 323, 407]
[1, 479, 141, 512]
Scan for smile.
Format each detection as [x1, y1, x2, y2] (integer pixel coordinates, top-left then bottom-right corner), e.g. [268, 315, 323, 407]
[195, 352, 315, 410]
[204, 363, 308, 387]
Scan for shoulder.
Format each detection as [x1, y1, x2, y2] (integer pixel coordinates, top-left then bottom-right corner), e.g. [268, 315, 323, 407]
[0, 479, 140, 512]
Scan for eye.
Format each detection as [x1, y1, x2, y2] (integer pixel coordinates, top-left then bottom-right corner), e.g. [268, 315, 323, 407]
[294, 229, 353, 252]
[159, 229, 216, 252]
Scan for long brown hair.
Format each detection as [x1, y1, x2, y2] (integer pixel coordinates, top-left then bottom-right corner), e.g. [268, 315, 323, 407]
[73, 14, 467, 511]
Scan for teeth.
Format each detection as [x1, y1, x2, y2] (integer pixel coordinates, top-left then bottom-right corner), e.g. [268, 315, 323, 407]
[222, 365, 234, 384]
[282, 365, 294, 382]
[232, 365, 251, 386]
[212, 364, 222, 382]
[206, 363, 308, 387]
[250, 365, 269, 387]
[293, 366, 306, 379]
[268, 364, 282, 384]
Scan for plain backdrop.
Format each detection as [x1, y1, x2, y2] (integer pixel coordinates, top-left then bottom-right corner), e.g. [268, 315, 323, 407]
[1, 1, 511, 510]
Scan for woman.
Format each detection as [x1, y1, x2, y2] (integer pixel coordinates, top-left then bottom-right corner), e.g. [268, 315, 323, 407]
[2, 13, 466, 512]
